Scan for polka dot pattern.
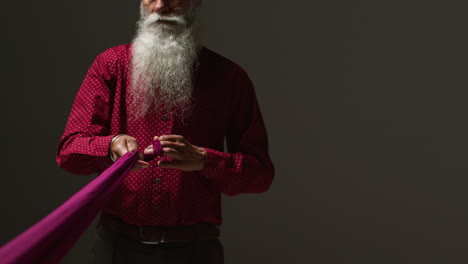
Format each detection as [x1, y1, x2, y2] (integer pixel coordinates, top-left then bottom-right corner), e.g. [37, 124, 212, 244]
[56, 44, 274, 227]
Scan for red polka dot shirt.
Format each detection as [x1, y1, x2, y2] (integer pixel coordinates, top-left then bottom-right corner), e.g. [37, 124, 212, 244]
[56, 44, 274, 227]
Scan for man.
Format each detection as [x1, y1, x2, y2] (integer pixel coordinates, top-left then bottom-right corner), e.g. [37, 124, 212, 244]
[56, 0, 274, 263]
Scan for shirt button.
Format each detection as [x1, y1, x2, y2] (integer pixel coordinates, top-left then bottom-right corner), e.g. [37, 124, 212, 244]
[154, 178, 162, 184]
[161, 115, 168, 121]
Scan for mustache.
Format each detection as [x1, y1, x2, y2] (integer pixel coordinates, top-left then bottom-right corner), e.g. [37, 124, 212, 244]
[142, 13, 187, 27]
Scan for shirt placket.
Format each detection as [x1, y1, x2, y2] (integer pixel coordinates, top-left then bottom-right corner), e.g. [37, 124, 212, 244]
[151, 111, 174, 220]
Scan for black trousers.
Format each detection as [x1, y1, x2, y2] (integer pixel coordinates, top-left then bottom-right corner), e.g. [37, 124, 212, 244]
[91, 225, 224, 264]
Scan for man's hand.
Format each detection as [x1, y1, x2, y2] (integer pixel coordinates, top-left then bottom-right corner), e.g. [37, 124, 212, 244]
[154, 135, 207, 171]
[110, 135, 149, 171]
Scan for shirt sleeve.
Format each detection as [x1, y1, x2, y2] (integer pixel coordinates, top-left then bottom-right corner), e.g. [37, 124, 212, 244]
[198, 67, 275, 196]
[56, 51, 118, 175]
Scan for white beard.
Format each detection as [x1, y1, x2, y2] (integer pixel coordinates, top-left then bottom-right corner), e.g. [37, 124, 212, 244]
[130, 5, 201, 119]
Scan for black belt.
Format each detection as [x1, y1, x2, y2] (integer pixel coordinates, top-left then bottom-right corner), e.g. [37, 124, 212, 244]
[98, 211, 220, 244]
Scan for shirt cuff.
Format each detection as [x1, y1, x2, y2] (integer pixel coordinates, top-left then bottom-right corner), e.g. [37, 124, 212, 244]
[90, 134, 118, 167]
[199, 147, 228, 180]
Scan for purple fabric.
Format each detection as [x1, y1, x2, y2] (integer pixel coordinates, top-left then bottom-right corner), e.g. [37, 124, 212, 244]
[0, 151, 140, 264]
[143, 140, 164, 161]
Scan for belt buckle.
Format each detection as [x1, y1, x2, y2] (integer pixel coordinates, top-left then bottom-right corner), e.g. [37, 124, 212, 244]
[139, 227, 165, 245]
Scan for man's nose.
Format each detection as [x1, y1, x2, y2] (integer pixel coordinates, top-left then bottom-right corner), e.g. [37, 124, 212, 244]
[151, 0, 169, 14]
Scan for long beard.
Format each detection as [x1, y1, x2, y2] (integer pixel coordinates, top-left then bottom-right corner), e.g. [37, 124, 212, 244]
[130, 7, 201, 119]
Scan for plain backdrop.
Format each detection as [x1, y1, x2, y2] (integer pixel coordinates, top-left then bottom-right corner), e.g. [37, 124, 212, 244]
[1, 1, 468, 263]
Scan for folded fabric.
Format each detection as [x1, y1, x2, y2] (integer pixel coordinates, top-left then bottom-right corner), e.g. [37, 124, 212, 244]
[0, 145, 160, 264]
[143, 139, 164, 161]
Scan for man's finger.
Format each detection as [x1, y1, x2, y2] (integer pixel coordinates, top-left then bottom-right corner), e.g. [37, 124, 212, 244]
[159, 135, 184, 142]
[162, 148, 183, 160]
[132, 160, 149, 171]
[114, 144, 129, 159]
[143, 145, 154, 154]
[160, 141, 186, 151]
[137, 160, 149, 167]
[126, 138, 139, 152]
[158, 160, 182, 169]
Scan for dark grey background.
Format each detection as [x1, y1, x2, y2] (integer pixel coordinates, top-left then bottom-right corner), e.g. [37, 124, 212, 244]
[1, 0, 468, 263]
